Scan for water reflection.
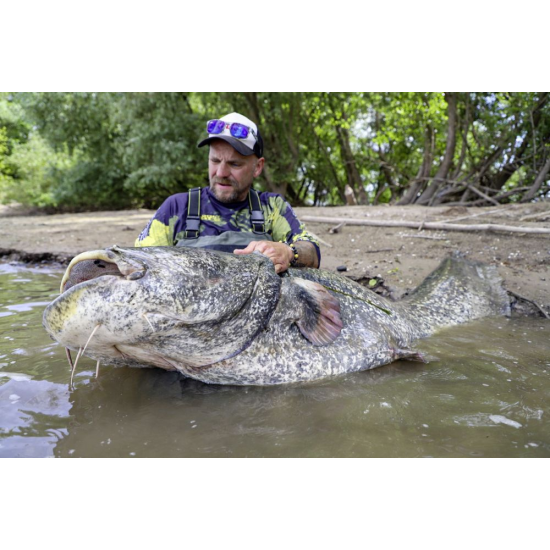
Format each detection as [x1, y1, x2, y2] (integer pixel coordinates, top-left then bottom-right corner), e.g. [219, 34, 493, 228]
[0, 263, 549, 457]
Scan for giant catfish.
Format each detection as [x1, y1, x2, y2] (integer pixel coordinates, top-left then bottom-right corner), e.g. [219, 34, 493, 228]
[42, 245, 511, 385]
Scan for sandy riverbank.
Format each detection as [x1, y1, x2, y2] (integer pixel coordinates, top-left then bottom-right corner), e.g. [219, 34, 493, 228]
[1, 202, 549, 314]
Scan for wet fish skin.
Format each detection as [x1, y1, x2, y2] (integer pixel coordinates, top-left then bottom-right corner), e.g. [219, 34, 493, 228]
[43, 246, 511, 386]
[45, 246, 282, 370]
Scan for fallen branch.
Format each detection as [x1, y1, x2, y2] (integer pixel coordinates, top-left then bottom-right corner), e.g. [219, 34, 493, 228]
[437, 205, 516, 224]
[364, 248, 394, 254]
[443, 187, 531, 207]
[519, 209, 550, 221]
[401, 234, 449, 240]
[301, 216, 550, 235]
[465, 184, 500, 206]
[508, 291, 550, 319]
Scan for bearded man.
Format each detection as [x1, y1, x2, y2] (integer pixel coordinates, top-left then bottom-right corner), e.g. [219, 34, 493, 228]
[135, 112, 320, 273]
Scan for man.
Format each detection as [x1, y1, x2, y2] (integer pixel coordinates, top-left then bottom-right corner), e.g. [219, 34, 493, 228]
[135, 112, 320, 273]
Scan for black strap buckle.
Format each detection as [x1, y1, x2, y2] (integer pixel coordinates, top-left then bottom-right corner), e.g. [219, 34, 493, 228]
[249, 189, 265, 234]
[185, 216, 200, 238]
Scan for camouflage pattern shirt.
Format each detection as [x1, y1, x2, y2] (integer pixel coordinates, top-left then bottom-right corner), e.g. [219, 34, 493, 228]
[135, 188, 320, 262]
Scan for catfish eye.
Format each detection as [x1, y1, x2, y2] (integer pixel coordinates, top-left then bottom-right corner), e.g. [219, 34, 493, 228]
[127, 271, 145, 280]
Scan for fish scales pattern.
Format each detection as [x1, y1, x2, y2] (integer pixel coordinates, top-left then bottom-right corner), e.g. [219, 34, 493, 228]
[43, 248, 511, 386]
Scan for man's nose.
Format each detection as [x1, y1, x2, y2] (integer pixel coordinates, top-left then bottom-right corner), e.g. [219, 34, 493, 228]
[216, 161, 231, 178]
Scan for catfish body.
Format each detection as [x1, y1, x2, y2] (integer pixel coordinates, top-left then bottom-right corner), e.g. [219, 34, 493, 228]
[43, 246, 510, 385]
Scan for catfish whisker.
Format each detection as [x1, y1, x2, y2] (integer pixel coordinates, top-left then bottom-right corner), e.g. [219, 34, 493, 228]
[70, 347, 82, 388]
[82, 324, 101, 355]
[143, 313, 155, 332]
[69, 324, 102, 388]
[65, 348, 74, 370]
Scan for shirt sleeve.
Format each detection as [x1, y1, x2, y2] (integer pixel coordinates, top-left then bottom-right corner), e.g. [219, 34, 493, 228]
[134, 195, 187, 247]
[267, 195, 321, 263]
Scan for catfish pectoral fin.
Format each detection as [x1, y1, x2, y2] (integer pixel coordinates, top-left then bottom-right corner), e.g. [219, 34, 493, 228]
[292, 279, 343, 346]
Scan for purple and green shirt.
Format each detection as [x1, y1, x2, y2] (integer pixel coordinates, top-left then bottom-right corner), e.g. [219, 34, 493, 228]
[135, 188, 320, 262]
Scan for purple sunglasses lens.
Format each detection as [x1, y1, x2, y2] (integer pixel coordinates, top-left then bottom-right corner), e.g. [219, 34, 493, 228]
[207, 119, 226, 134]
[229, 123, 249, 139]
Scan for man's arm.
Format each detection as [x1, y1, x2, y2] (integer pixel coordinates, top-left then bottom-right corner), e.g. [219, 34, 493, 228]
[266, 195, 321, 267]
[134, 217, 172, 247]
[234, 194, 321, 272]
[234, 239, 318, 273]
[134, 195, 185, 247]
[291, 240, 319, 268]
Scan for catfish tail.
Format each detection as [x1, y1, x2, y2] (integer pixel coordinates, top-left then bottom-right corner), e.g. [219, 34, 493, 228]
[400, 253, 511, 337]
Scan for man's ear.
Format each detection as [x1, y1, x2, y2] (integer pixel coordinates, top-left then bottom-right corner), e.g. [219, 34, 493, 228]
[254, 157, 265, 178]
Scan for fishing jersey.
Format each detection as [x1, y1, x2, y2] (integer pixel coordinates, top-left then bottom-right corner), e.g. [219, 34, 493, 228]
[135, 187, 320, 261]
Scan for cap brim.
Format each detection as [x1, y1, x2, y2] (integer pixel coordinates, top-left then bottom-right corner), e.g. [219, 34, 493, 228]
[197, 136, 255, 156]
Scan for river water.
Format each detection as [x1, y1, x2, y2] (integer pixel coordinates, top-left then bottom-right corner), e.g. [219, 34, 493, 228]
[1, 263, 549, 458]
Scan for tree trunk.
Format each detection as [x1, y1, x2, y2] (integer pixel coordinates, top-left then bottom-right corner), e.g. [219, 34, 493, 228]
[310, 117, 345, 202]
[397, 125, 434, 205]
[416, 92, 458, 205]
[522, 157, 550, 202]
[378, 152, 397, 189]
[326, 94, 368, 204]
[450, 96, 471, 181]
[335, 123, 368, 204]
[260, 165, 287, 196]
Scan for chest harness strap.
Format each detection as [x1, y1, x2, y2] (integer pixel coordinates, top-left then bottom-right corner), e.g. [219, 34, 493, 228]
[183, 187, 201, 239]
[183, 188, 266, 239]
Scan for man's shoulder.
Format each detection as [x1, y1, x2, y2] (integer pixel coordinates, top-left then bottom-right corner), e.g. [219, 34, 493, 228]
[153, 192, 190, 221]
[162, 192, 190, 204]
[257, 191, 288, 208]
[257, 190, 284, 199]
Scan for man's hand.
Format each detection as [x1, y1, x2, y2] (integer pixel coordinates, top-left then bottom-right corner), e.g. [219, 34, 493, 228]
[234, 241, 293, 273]
[234, 240, 319, 272]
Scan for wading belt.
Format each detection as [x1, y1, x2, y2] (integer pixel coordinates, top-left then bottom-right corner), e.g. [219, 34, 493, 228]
[183, 188, 266, 239]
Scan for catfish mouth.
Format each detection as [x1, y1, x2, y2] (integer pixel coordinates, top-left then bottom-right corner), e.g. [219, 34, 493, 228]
[60, 248, 146, 294]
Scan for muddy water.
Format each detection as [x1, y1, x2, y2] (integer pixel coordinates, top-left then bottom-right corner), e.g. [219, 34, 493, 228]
[1, 263, 549, 458]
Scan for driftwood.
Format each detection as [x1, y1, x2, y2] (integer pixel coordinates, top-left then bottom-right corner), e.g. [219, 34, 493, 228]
[437, 205, 516, 224]
[401, 234, 449, 241]
[301, 216, 550, 235]
[519, 209, 550, 221]
[508, 291, 550, 320]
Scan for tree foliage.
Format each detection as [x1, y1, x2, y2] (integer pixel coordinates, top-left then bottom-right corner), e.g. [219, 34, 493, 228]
[1, 92, 548, 211]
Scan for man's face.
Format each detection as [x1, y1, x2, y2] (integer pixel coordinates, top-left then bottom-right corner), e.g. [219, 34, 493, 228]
[208, 140, 264, 203]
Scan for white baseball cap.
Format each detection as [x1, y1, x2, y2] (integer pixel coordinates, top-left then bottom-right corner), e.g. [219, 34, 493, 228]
[198, 112, 264, 157]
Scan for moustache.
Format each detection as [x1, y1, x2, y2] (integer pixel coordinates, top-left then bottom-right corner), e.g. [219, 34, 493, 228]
[211, 178, 237, 186]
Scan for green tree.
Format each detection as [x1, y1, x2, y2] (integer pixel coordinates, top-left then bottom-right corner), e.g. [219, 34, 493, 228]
[2, 92, 548, 211]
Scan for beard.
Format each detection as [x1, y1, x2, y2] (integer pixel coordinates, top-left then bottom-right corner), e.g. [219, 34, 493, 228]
[209, 177, 250, 203]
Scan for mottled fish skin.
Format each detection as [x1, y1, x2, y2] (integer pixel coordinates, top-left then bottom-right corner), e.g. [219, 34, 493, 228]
[43, 247, 511, 386]
[44, 246, 281, 370]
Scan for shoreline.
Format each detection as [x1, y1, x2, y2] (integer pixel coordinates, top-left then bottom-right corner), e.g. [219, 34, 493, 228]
[1, 203, 549, 314]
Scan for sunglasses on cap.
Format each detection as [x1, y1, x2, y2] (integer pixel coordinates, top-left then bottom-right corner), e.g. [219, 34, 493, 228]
[206, 119, 257, 140]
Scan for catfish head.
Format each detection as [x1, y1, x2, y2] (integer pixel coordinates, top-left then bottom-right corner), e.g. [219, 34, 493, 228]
[43, 246, 282, 370]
